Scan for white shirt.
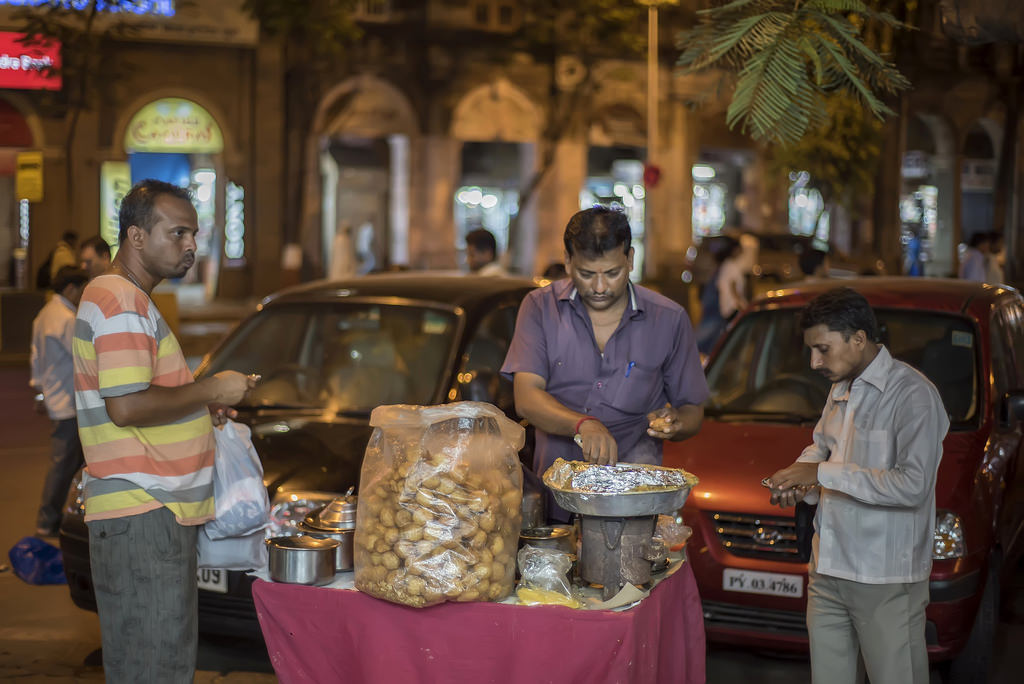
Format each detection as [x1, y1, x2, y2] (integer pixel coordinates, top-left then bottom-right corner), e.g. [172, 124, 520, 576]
[716, 258, 745, 318]
[476, 261, 508, 277]
[798, 346, 948, 584]
[30, 294, 77, 420]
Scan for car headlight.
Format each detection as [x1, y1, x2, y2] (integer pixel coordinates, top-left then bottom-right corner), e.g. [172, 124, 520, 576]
[267, 491, 340, 538]
[933, 510, 965, 559]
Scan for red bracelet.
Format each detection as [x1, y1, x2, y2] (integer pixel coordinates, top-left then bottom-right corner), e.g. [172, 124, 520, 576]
[574, 416, 598, 434]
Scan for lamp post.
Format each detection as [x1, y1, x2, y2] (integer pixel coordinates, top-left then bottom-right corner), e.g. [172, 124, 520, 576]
[638, 0, 677, 279]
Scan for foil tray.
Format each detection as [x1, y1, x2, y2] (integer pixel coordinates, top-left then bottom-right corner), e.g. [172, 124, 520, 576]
[547, 484, 693, 518]
[542, 459, 698, 517]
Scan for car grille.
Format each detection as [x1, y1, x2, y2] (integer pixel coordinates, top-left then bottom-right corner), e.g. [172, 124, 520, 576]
[703, 601, 808, 638]
[710, 511, 802, 561]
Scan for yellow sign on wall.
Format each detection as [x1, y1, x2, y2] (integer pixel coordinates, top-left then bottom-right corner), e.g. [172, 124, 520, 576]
[99, 161, 131, 252]
[15, 151, 43, 201]
[124, 98, 224, 154]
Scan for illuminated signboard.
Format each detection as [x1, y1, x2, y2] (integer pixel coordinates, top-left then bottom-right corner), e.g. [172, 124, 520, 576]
[0, 31, 60, 90]
[0, 1, 174, 16]
[125, 98, 223, 154]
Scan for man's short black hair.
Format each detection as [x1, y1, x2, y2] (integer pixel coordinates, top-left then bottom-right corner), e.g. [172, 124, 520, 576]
[798, 287, 880, 343]
[968, 232, 990, 248]
[52, 266, 89, 294]
[563, 206, 631, 259]
[61, 231, 78, 245]
[465, 228, 497, 256]
[80, 235, 111, 259]
[118, 179, 193, 244]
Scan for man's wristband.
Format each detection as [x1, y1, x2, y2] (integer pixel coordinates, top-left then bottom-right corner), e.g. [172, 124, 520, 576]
[574, 416, 598, 435]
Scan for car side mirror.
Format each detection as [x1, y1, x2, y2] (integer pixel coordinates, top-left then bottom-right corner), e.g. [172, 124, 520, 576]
[1000, 390, 1024, 427]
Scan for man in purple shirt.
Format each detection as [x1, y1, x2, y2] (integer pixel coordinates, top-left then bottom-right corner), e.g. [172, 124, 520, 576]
[502, 207, 708, 519]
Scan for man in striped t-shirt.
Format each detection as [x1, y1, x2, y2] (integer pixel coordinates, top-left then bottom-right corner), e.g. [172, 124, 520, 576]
[74, 179, 256, 683]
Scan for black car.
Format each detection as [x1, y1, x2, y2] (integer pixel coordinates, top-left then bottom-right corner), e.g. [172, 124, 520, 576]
[59, 273, 537, 640]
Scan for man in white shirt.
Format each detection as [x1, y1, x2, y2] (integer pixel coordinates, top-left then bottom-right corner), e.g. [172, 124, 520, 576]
[30, 266, 90, 537]
[767, 287, 948, 684]
[466, 228, 508, 277]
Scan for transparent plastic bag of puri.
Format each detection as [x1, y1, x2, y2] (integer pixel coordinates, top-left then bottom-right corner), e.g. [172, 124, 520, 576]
[205, 419, 270, 540]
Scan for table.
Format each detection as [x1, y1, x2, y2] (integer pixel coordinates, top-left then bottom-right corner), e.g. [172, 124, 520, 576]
[252, 562, 705, 684]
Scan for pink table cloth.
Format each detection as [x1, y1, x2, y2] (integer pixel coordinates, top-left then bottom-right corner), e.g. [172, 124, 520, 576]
[253, 562, 706, 684]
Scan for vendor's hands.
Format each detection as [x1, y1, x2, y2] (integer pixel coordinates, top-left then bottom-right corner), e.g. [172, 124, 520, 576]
[647, 406, 682, 440]
[576, 419, 618, 465]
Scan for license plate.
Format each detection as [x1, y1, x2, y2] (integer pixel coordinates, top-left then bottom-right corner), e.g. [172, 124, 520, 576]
[723, 569, 803, 598]
[197, 568, 228, 593]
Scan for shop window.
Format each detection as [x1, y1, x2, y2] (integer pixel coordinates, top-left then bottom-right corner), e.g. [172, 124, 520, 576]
[474, 3, 489, 24]
[499, 5, 513, 25]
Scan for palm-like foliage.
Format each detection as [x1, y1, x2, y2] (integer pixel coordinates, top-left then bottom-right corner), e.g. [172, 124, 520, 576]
[677, 0, 910, 146]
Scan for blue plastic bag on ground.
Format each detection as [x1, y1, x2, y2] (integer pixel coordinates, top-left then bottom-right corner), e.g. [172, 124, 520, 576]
[8, 536, 66, 585]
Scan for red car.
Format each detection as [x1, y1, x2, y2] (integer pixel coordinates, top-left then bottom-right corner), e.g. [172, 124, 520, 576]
[664, 277, 1024, 683]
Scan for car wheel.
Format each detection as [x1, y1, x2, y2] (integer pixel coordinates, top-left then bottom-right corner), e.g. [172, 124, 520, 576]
[946, 553, 1000, 684]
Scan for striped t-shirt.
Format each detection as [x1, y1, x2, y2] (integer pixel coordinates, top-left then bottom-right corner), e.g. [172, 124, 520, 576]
[73, 274, 215, 524]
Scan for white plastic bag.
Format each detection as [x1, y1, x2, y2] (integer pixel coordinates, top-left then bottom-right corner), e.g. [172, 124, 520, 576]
[197, 527, 267, 570]
[205, 420, 270, 540]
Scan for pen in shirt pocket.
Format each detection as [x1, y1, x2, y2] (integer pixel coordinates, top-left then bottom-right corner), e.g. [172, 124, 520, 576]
[625, 360, 635, 377]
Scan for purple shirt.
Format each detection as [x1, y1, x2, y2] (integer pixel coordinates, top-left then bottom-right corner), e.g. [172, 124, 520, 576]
[502, 280, 709, 476]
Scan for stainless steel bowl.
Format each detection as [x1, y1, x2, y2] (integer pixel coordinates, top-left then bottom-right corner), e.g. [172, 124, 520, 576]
[266, 535, 338, 585]
[547, 485, 693, 517]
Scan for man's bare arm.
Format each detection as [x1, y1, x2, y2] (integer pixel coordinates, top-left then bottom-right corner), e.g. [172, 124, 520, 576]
[105, 371, 254, 428]
[513, 371, 618, 465]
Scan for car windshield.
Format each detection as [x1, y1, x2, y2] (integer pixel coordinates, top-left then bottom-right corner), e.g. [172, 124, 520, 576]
[704, 308, 978, 427]
[201, 302, 459, 412]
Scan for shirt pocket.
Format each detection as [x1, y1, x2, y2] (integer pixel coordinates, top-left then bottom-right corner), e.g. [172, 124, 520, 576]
[610, 362, 662, 415]
[858, 428, 894, 469]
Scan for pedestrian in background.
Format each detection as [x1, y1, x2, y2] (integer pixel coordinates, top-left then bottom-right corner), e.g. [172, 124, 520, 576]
[958, 232, 990, 281]
[696, 236, 745, 355]
[986, 231, 1005, 284]
[465, 228, 508, 276]
[35, 231, 78, 290]
[767, 287, 948, 684]
[74, 179, 256, 682]
[30, 265, 90, 537]
[78, 235, 111, 280]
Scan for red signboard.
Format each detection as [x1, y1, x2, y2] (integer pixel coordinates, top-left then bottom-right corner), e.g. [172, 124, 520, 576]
[0, 31, 60, 91]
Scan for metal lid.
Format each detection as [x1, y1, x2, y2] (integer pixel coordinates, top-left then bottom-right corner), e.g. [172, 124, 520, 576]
[266, 534, 339, 550]
[302, 496, 357, 531]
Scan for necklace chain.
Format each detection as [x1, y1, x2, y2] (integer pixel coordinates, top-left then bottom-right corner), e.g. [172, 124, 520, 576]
[116, 265, 145, 291]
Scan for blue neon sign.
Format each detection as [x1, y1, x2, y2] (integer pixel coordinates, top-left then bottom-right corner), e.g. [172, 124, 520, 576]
[0, 1, 175, 17]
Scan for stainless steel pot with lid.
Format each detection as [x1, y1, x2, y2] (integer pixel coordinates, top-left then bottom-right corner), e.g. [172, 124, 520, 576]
[266, 534, 339, 585]
[298, 494, 357, 571]
[303, 495, 357, 532]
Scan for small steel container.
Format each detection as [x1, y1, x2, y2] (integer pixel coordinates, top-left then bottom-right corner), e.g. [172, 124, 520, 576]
[266, 535, 338, 585]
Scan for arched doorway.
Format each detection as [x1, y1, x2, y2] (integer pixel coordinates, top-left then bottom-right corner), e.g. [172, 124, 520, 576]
[314, 75, 418, 277]
[960, 119, 1001, 241]
[120, 97, 226, 299]
[450, 78, 541, 274]
[0, 96, 36, 287]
